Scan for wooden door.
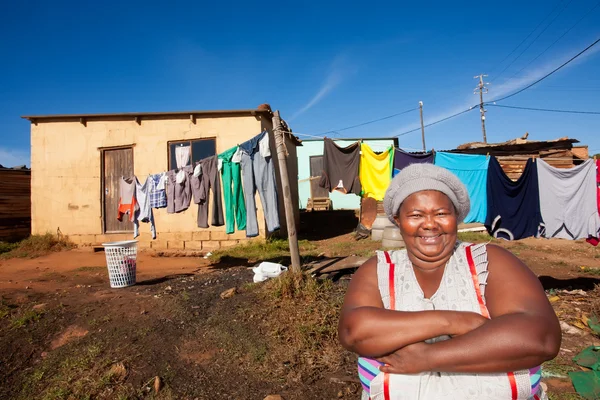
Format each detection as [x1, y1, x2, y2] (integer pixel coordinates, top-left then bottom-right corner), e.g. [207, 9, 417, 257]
[102, 147, 134, 233]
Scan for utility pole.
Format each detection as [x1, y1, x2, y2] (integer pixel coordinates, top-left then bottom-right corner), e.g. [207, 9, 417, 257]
[474, 74, 489, 143]
[272, 110, 301, 272]
[419, 101, 426, 151]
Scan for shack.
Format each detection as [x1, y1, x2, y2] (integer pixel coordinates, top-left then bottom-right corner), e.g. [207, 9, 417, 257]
[0, 166, 31, 242]
[22, 106, 301, 250]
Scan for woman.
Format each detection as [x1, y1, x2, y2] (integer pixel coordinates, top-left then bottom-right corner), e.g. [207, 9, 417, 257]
[338, 163, 561, 400]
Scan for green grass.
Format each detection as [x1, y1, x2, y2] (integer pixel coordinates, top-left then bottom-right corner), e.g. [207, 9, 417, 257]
[0, 241, 18, 254]
[75, 266, 106, 272]
[581, 266, 600, 276]
[1, 233, 75, 259]
[11, 309, 44, 329]
[209, 238, 319, 263]
[457, 231, 493, 243]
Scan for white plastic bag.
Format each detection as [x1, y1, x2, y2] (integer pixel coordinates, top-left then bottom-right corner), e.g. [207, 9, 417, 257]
[252, 261, 287, 282]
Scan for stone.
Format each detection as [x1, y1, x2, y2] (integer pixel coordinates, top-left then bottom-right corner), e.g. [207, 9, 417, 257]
[32, 303, 47, 311]
[263, 396, 284, 400]
[154, 376, 163, 393]
[220, 288, 236, 299]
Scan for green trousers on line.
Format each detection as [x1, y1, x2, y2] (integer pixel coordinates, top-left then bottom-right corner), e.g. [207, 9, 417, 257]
[219, 147, 246, 234]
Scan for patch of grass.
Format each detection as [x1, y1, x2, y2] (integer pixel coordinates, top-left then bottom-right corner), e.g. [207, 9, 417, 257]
[328, 241, 380, 257]
[18, 341, 119, 400]
[210, 238, 319, 263]
[1, 233, 75, 259]
[181, 290, 190, 301]
[548, 393, 584, 400]
[543, 357, 578, 377]
[457, 231, 493, 243]
[0, 241, 18, 254]
[581, 267, 600, 276]
[11, 309, 44, 329]
[75, 266, 105, 272]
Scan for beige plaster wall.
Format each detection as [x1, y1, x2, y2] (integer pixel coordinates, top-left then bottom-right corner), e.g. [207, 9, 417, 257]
[30, 114, 284, 248]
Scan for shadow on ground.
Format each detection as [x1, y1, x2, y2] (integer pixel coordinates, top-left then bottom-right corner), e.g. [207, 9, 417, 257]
[539, 275, 600, 291]
[136, 273, 195, 286]
[298, 210, 358, 240]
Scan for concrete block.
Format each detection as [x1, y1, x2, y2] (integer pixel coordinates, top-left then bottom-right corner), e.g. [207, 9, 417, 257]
[167, 240, 185, 250]
[97, 233, 131, 243]
[210, 231, 229, 241]
[160, 232, 193, 241]
[75, 234, 97, 245]
[150, 240, 168, 250]
[228, 230, 247, 240]
[201, 241, 221, 252]
[220, 240, 239, 248]
[192, 231, 211, 241]
[184, 241, 203, 251]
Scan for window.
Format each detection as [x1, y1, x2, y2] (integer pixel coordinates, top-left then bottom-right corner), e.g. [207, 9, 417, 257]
[168, 138, 216, 170]
[309, 155, 324, 177]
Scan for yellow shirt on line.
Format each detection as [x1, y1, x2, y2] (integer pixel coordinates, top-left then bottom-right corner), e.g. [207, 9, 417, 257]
[359, 143, 394, 201]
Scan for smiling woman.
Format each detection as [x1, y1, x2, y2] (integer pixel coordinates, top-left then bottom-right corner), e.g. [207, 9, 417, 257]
[338, 163, 561, 400]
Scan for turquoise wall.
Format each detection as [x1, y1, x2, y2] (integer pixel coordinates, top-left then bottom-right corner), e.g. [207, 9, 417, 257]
[297, 139, 396, 210]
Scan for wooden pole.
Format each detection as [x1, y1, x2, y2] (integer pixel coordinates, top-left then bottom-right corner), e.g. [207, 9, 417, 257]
[272, 110, 301, 272]
[419, 101, 426, 151]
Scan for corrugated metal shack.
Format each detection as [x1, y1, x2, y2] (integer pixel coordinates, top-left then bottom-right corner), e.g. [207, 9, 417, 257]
[450, 136, 588, 180]
[0, 166, 31, 241]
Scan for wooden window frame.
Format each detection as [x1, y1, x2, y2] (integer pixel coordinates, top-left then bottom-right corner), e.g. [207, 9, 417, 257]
[167, 137, 217, 170]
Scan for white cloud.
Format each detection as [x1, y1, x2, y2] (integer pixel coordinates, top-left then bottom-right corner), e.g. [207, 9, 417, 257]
[0, 148, 30, 168]
[390, 43, 600, 139]
[488, 43, 600, 101]
[289, 55, 356, 121]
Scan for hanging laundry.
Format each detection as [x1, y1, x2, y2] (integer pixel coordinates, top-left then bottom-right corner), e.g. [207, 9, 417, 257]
[318, 138, 361, 195]
[537, 159, 600, 241]
[148, 173, 167, 209]
[117, 177, 138, 222]
[359, 143, 393, 201]
[393, 149, 434, 177]
[239, 131, 280, 237]
[434, 152, 489, 224]
[166, 167, 192, 214]
[196, 155, 224, 228]
[485, 157, 543, 240]
[219, 146, 246, 234]
[587, 160, 600, 246]
[134, 177, 156, 239]
[175, 145, 191, 169]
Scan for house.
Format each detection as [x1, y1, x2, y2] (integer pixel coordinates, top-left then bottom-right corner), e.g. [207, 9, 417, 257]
[451, 136, 588, 180]
[297, 138, 398, 210]
[0, 165, 31, 242]
[22, 106, 301, 250]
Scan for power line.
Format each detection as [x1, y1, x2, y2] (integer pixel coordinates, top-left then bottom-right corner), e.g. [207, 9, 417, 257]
[490, 0, 567, 81]
[487, 103, 600, 115]
[282, 107, 418, 139]
[510, 0, 600, 79]
[489, 36, 600, 103]
[318, 107, 418, 135]
[395, 106, 478, 137]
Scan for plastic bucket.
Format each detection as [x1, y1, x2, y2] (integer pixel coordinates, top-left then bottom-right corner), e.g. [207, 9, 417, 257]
[102, 240, 138, 288]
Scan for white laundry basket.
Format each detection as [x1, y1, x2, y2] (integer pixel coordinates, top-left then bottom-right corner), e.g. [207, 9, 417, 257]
[102, 240, 138, 288]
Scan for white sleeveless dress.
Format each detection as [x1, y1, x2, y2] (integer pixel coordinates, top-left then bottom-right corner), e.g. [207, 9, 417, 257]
[360, 242, 546, 400]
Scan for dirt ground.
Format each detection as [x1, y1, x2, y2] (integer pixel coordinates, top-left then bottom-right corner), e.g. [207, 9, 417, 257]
[1, 225, 600, 399]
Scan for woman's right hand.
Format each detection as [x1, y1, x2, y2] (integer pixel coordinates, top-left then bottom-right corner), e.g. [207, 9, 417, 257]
[449, 311, 488, 336]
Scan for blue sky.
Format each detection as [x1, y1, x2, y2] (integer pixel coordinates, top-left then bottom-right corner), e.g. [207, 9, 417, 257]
[1, 0, 599, 167]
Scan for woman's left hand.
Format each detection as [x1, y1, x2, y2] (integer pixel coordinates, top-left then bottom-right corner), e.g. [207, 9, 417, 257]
[376, 341, 431, 374]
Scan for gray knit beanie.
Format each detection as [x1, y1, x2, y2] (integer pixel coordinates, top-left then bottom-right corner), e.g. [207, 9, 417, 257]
[383, 163, 470, 225]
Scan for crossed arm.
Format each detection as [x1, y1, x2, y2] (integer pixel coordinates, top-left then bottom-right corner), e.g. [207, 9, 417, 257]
[338, 245, 561, 374]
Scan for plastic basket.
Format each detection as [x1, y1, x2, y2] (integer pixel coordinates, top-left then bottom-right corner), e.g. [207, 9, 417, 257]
[102, 240, 138, 288]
